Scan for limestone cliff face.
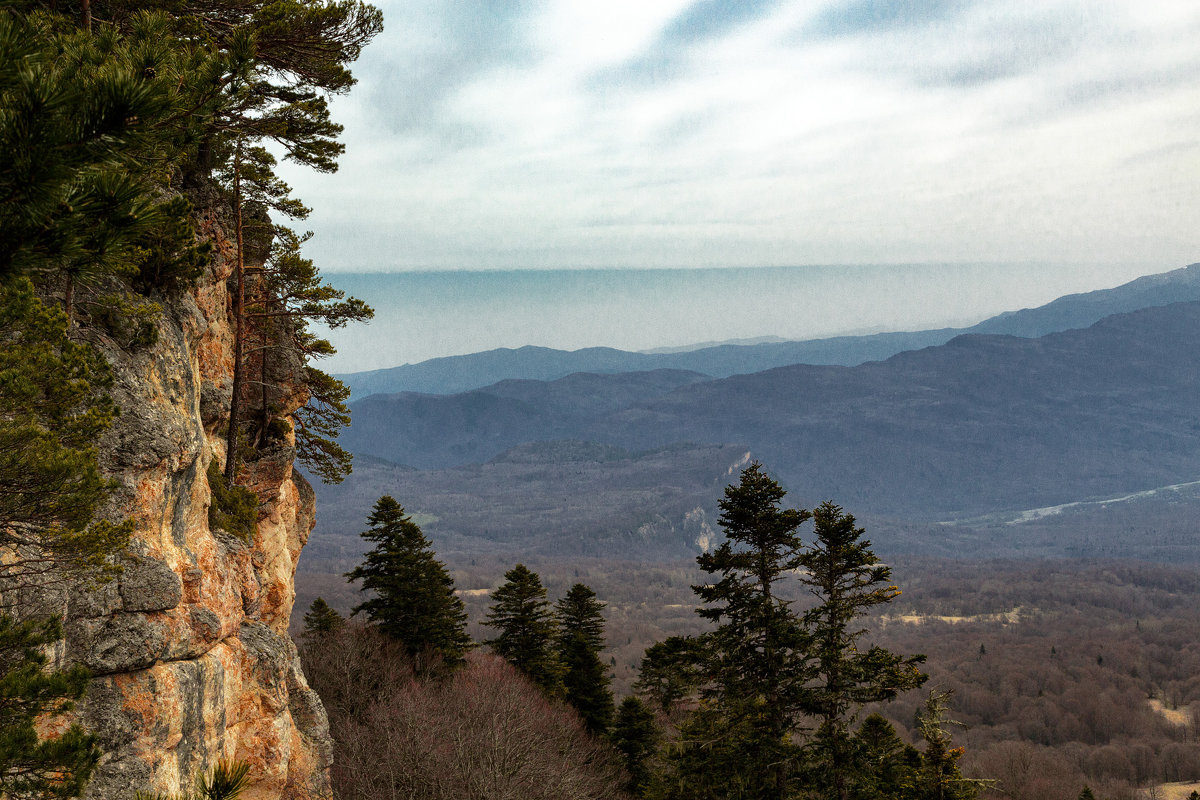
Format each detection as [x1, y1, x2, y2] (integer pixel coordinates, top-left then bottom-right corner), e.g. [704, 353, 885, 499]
[62, 209, 333, 799]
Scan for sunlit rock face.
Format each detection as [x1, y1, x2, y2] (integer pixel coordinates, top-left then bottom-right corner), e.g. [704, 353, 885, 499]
[60, 207, 332, 800]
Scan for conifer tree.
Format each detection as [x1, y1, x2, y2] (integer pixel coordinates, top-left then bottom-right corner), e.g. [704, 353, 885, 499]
[0, 279, 131, 589]
[0, 616, 100, 800]
[555, 583, 614, 734]
[634, 635, 705, 713]
[243, 226, 371, 483]
[912, 691, 979, 800]
[301, 597, 343, 640]
[485, 563, 561, 694]
[799, 502, 928, 800]
[853, 713, 921, 800]
[677, 461, 814, 800]
[345, 496, 470, 671]
[612, 696, 658, 797]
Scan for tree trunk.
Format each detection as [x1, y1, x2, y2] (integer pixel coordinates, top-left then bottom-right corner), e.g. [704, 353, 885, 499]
[81, 0, 91, 31]
[224, 147, 245, 483]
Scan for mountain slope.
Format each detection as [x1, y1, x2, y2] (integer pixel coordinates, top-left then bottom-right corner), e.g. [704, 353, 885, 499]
[344, 302, 1200, 519]
[338, 263, 1200, 397]
[592, 302, 1200, 516]
[342, 369, 709, 468]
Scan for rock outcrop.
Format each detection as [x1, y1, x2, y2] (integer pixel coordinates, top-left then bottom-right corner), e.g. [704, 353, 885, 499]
[61, 209, 332, 799]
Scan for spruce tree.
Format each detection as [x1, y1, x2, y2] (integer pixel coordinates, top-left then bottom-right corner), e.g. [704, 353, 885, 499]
[912, 691, 979, 800]
[301, 597, 343, 640]
[853, 714, 921, 800]
[612, 696, 658, 797]
[678, 462, 814, 800]
[555, 583, 614, 734]
[485, 564, 561, 694]
[345, 496, 471, 671]
[634, 635, 705, 713]
[798, 501, 927, 800]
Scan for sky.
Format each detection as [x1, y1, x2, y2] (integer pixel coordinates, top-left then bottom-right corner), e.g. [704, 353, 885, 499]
[280, 0, 1200, 274]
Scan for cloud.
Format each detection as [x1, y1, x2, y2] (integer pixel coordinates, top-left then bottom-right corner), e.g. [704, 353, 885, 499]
[803, 0, 961, 38]
[280, 0, 1200, 277]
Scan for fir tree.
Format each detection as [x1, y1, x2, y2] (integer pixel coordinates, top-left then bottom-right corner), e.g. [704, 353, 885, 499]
[634, 635, 705, 713]
[912, 690, 980, 800]
[612, 696, 658, 798]
[679, 461, 814, 800]
[799, 501, 928, 800]
[853, 713, 921, 800]
[485, 563, 561, 694]
[345, 497, 471, 671]
[301, 597, 343, 640]
[555, 583, 614, 734]
[1077, 788, 1097, 800]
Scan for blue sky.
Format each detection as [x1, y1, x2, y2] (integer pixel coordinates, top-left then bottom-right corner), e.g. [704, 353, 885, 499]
[281, 0, 1199, 273]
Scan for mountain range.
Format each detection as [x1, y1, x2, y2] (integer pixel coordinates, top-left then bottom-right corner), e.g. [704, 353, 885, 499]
[337, 263, 1200, 398]
[303, 265, 1200, 564]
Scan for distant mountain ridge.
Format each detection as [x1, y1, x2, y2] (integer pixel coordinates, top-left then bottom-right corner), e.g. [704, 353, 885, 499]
[316, 299, 1200, 561]
[340, 301, 1200, 519]
[338, 263, 1200, 398]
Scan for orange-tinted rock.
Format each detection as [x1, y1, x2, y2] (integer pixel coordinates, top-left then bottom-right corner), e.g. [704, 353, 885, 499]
[60, 222, 332, 799]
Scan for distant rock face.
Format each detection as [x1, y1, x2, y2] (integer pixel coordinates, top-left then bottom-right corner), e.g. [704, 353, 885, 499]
[62, 208, 332, 799]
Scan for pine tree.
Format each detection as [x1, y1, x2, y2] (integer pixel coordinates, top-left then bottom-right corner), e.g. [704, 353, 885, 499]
[798, 501, 928, 800]
[555, 583, 614, 734]
[0, 279, 132, 588]
[1077, 788, 1097, 800]
[678, 462, 813, 800]
[633, 635, 705, 713]
[0, 616, 100, 800]
[243, 226, 371, 483]
[853, 713, 921, 800]
[301, 597, 343, 640]
[485, 564, 561, 694]
[345, 497, 471, 671]
[612, 696, 658, 797]
[912, 691, 980, 800]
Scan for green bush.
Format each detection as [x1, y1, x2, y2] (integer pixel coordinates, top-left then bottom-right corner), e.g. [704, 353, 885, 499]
[206, 460, 257, 543]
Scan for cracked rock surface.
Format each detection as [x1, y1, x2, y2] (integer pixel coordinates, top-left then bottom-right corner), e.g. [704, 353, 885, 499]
[59, 219, 332, 800]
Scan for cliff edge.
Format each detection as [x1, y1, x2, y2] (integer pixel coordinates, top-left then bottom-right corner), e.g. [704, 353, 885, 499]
[60, 207, 332, 799]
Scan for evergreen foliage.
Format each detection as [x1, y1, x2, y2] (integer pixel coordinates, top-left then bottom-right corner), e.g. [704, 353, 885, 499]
[612, 696, 658, 797]
[678, 461, 814, 799]
[911, 691, 979, 800]
[0, 616, 99, 800]
[634, 635, 704, 713]
[346, 496, 471, 670]
[245, 226, 371, 483]
[798, 501, 928, 800]
[485, 563, 562, 694]
[301, 597, 343, 640]
[555, 583, 614, 734]
[0, 278, 132, 586]
[852, 714, 921, 800]
[650, 463, 933, 800]
[205, 459, 257, 542]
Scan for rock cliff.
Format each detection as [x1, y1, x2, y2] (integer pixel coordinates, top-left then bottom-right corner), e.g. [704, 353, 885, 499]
[61, 207, 332, 799]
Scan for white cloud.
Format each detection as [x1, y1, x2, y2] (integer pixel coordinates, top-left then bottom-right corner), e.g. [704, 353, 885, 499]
[281, 0, 1200, 272]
